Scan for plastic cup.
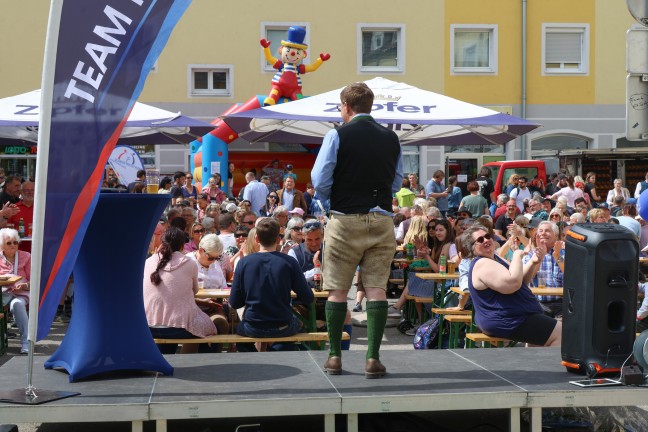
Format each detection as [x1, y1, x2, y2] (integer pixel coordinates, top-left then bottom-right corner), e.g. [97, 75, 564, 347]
[145, 169, 160, 194]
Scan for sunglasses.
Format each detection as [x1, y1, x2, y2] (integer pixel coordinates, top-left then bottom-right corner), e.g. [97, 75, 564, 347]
[550, 214, 561, 218]
[303, 221, 322, 232]
[202, 249, 221, 261]
[234, 233, 248, 238]
[5, 241, 19, 246]
[291, 226, 303, 231]
[243, 221, 255, 226]
[474, 233, 493, 244]
[193, 229, 205, 234]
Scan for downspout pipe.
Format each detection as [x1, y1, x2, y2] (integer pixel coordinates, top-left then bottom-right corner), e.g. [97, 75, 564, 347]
[521, 0, 528, 160]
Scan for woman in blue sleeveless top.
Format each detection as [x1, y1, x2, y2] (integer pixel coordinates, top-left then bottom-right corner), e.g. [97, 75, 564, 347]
[459, 225, 561, 347]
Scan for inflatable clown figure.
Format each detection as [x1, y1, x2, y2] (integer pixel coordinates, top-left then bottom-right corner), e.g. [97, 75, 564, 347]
[260, 26, 330, 106]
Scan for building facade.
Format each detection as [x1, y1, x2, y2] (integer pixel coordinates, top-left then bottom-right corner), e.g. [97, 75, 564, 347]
[0, 1, 641, 193]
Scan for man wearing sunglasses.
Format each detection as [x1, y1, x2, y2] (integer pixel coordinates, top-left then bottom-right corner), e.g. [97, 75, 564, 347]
[288, 221, 323, 287]
[312, 82, 403, 378]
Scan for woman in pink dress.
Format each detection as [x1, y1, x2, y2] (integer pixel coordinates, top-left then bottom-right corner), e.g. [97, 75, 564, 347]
[144, 227, 217, 354]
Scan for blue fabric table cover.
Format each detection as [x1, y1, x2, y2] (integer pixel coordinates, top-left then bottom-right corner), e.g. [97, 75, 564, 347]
[45, 193, 173, 381]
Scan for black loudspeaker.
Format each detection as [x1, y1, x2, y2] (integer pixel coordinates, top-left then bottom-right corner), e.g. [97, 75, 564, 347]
[562, 223, 638, 377]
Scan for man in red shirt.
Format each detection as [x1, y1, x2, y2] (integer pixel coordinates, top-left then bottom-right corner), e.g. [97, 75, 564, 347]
[8, 181, 34, 252]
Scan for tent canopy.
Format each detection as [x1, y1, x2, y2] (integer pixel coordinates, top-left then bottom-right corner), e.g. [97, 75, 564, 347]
[0, 89, 215, 145]
[224, 77, 540, 146]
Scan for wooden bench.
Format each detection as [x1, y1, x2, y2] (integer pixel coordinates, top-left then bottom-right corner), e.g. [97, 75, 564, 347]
[388, 278, 405, 290]
[465, 333, 514, 348]
[431, 308, 471, 315]
[153, 332, 350, 349]
[443, 315, 472, 349]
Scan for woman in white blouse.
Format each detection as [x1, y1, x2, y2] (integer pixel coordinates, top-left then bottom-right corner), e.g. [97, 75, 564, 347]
[186, 234, 230, 337]
[606, 178, 631, 207]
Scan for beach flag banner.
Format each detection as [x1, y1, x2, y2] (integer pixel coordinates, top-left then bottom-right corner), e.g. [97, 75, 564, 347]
[31, 0, 191, 341]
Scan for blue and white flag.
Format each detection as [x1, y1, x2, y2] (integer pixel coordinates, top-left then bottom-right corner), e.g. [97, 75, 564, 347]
[32, 0, 191, 341]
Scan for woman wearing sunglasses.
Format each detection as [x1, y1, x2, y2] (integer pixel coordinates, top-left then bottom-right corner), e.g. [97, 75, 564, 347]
[188, 234, 233, 338]
[459, 225, 561, 347]
[184, 223, 205, 253]
[144, 227, 219, 354]
[0, 228, 31, 354]
[281, 217, 304, 253]
[181, 172, 198, 206]
[260, 192, 280, 217]
[187, 234, 227, 291]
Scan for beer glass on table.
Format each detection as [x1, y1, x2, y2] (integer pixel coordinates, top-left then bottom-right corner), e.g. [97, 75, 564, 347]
[146, 169, 160, 194]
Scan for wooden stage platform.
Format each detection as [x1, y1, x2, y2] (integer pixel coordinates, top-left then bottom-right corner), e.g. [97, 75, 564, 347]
[0, 347, 646, 431]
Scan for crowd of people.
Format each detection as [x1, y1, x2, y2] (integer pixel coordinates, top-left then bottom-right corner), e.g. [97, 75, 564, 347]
[4, 82, 648, 384]
[384, 168, 648, 347]
[0, 168, 35, 354]
[141, 170, 330, 354]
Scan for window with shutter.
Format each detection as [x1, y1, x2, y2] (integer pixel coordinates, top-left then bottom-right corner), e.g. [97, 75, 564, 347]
[543, 24, 589, 74]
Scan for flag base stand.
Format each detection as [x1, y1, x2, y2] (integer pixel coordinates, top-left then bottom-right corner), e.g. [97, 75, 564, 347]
[0, 387, 79, 405]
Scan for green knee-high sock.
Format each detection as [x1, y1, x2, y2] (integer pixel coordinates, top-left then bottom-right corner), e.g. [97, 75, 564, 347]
[366, 300, 388, 361]
[326, 301, 348, 357]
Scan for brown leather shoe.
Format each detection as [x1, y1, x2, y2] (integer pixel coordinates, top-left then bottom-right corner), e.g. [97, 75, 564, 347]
[365, 358, 387, 379]
[323, 356, 342, 375]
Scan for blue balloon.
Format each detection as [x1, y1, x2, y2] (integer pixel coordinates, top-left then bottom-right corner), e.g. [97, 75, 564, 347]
[639, 189, 648, 220]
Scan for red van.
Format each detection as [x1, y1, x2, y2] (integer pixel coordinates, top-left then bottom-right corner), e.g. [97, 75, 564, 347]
[483, 160, 547, 197]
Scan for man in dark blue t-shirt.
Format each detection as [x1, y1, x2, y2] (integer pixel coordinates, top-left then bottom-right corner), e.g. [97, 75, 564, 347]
[230, 218, 313, 351]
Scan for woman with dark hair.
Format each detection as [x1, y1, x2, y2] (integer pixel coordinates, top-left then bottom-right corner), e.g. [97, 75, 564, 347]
[182, 172, 198, 205]
[460, 225, 561, 346]
[158, 177, 172, 194]
[143, 227, 217, 354]
[446, 175, 462, 214]
[415, 218, 455, 273]
[388, 219, 456, 325]
[475, 166, 494, 204]
[259, 191, 280, 217]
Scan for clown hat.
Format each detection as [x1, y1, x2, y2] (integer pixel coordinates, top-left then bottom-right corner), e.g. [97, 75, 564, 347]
[281, 26, 308, 50]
